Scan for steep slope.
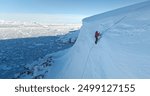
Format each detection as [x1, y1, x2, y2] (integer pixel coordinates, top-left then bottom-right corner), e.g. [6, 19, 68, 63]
[46, 1, 150, 79]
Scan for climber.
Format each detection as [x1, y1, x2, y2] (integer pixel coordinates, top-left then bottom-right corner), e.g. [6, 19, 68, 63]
[95, 31, 101, 44]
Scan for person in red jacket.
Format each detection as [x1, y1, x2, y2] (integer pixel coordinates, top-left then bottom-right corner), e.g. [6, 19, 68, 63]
[95, 31, 100, 44]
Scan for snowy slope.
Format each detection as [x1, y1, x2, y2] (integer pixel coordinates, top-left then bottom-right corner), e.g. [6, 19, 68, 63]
[46, 0, 150, 79]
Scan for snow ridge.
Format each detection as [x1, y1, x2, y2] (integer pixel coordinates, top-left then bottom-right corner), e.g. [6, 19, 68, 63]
[47, 0, 150, 79]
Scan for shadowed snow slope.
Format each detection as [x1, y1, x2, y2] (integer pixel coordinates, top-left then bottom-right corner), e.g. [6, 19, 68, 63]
[47, 1, 150, 79]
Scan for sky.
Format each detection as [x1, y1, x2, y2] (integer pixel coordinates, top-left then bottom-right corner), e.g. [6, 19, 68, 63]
[0, 0, 148, 24]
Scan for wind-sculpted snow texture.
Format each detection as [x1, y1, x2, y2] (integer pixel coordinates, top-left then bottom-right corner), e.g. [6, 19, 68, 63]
[47, 1, 150, 79]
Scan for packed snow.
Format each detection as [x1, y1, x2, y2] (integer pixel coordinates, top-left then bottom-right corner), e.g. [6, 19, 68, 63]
[43, 0, 150, 79]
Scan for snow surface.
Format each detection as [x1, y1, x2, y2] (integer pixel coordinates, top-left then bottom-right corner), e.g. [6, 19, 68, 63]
[45, 0, 150, 79]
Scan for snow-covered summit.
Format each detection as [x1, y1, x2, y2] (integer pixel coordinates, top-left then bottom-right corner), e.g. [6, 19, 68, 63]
[83, 0, 150, 23]
[46, 0, 150, 79]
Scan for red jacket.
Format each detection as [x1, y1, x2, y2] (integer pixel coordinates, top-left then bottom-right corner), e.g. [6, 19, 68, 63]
[95, 31, 100, 37]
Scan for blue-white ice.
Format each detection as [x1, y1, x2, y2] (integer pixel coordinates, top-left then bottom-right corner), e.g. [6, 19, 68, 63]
[46, 1, 150, 79]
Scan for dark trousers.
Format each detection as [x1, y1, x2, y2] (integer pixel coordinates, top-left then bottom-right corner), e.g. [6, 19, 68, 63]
[95, 36, 98, 44]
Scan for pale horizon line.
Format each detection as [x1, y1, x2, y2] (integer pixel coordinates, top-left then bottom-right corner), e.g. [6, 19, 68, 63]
[0, 13, 89, 24]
